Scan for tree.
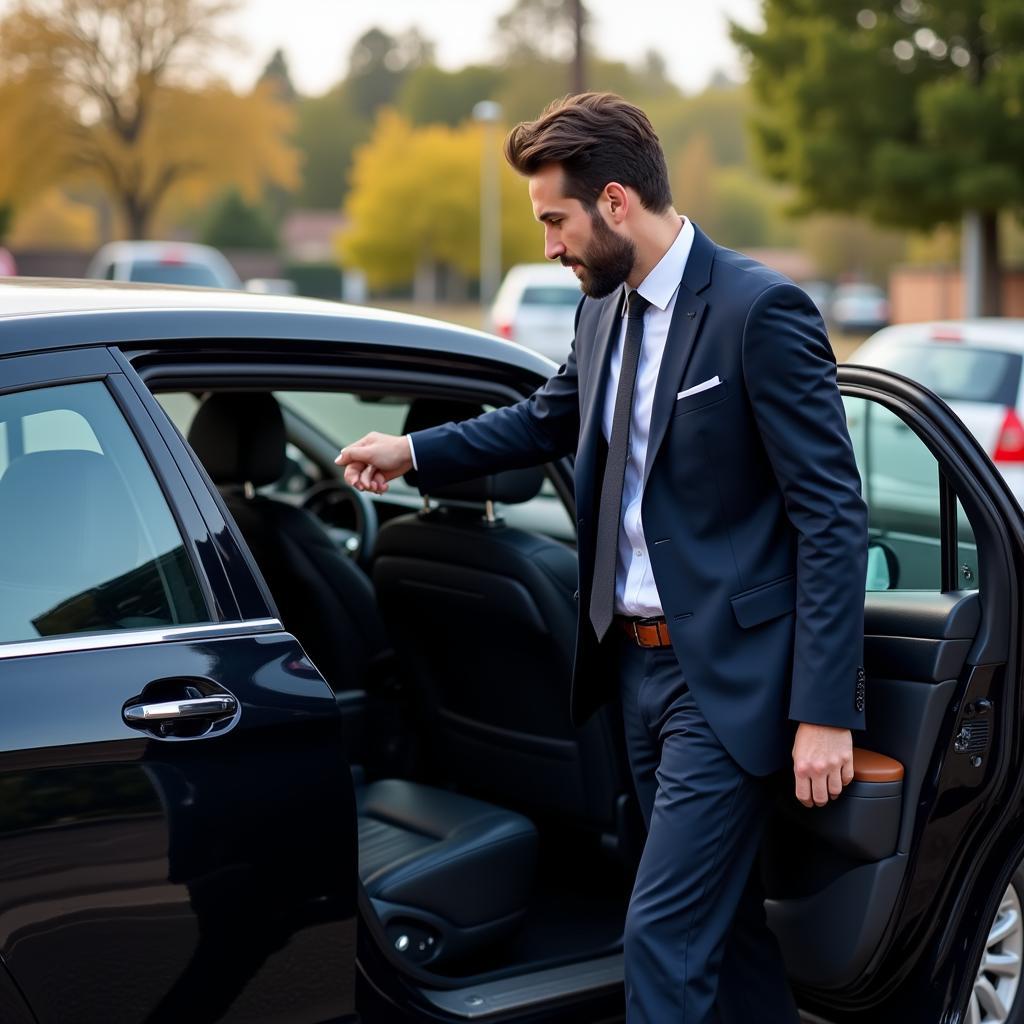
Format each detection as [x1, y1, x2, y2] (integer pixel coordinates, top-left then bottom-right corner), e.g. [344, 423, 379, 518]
[397, 65, 504, 127]
[200, 189, 278, 250]
[0, 0, 299, 239]
[259, 48, 297, 103]
[733, 0, 1024, 314]
[338, 112, 538, 292]
[293, 84, 369, 208]
[347, 27, 434, 121]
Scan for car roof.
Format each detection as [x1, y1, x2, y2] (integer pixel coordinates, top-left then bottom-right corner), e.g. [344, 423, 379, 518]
[857, 319, 1024, 353]
[90, 240, 230, 261]
[0, 278, 557, 378]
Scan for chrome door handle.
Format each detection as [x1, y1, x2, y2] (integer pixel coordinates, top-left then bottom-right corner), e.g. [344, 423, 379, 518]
[124, 696, 237, 723]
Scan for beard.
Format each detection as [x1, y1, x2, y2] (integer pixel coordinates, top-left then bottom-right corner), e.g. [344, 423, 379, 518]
[562, 211, 637, 299]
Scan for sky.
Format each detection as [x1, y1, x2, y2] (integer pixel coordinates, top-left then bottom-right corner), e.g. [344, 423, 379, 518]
[221, 0, 763, 97]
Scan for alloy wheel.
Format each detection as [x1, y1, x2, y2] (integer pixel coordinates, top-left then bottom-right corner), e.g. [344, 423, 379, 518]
[969, 882, 1024, 1023]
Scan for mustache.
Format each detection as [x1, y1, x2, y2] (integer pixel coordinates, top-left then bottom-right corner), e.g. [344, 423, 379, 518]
[560, 257, 583, 268]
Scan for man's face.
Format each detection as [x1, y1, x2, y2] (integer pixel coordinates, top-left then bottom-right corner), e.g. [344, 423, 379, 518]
[529, 165, 636, 299]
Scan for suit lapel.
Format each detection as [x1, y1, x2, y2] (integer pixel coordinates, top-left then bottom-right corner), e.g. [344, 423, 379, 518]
[575, 286, 625, 516]
[642, 225, 715, 487]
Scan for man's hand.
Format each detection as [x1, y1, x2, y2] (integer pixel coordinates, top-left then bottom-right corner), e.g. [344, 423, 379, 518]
[335, 432, 414, 494]
[792, 724, 854, 808]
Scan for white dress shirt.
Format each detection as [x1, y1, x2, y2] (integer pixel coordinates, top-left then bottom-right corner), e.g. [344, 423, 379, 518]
[407, 217, 694, 620]
[604, 217, 694, 617]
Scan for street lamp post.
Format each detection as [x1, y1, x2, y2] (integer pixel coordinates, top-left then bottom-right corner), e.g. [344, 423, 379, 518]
[473, 100, 503, 316]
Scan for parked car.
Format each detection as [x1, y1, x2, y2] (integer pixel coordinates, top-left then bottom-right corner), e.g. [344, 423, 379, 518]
[831, 281, 890, 333]
[489, 261, 580, 361]
[85, 240, 241, 289]
[851, 320, 1024, 511]
[0, 247, 16, 276]
[0, 278, 1022, 1023]
[799, 278, 833, 320]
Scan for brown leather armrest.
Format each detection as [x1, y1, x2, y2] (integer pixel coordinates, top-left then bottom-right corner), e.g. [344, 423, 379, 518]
[852, 747, 904, 783]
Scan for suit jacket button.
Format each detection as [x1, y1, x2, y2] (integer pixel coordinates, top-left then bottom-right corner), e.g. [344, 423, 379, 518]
[855, 669, 866, 713]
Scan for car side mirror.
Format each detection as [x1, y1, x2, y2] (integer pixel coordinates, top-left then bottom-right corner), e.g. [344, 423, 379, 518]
[866, 540, 899, 591]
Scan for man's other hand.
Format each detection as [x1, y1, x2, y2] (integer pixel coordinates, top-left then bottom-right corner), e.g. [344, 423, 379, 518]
[792, 723, 854, 808]
[335, 433, 414, 494]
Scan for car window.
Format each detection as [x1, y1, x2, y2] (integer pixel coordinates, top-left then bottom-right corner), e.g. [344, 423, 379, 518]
[128, 262, 222, 287]
[866, 344, 1022, 407]
[0, 381, 209, 644]
[520, 285, 581, 308]
[845, 395, 978, 591]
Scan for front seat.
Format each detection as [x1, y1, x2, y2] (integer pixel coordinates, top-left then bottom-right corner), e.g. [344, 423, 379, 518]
[372, 399, 629, 836]
[186, 392, 391, 697]
[187, 392, 539, 965]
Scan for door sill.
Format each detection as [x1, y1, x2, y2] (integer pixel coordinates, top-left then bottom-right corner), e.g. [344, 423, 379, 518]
[420, 954, 623, 1018]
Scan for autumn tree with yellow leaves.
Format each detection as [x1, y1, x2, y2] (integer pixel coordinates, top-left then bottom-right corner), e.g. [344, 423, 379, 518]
[0, 0, 299, 240]
[339, 112, 540, 292]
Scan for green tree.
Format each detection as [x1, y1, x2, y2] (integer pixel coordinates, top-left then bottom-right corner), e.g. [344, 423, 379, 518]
[200, 188, 278, 249]
[397, 65, 504, 126]
[294, 85, 368, 209]
[347, 27, 434, 121]
[733, 0, 1024, 313]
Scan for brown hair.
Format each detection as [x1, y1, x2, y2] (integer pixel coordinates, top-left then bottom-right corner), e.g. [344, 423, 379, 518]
[504, 92, 672, 213]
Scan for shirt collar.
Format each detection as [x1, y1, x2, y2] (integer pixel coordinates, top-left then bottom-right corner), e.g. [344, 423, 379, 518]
[621, 216, 694, 315]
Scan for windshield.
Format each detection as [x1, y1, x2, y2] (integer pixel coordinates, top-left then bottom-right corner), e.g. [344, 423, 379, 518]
[867, 344, 1022, 406]
[521, 285, 580, 308]
[128, 261, 226, 287]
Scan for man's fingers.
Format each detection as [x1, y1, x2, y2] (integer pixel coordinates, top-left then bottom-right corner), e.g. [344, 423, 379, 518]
[840, 760, 855, 788]
[811, 773, 829, 807]
[795, 775, 812, 808]
[343, 462, 365, 488]
[827, 767, 844, 799]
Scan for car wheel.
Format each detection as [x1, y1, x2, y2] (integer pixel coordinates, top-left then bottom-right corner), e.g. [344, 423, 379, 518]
[969, 863, 1024, 1023]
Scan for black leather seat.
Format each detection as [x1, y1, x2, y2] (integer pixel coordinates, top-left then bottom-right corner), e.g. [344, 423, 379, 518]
[356, 776, 537, 965]
[186, 392, 392, 694]
[187, 393, 539, 963]
[372, 399, 628, 834]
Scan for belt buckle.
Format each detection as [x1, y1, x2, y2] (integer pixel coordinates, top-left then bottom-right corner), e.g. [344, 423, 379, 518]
[632, 620, 642, 646]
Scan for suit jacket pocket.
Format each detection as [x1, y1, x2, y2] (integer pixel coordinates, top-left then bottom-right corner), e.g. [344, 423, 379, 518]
[673, 377, 730, 416]
[730, 574, 796, 629]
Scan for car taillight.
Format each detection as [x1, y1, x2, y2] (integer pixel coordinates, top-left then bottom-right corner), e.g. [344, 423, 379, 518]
[994, 408, 1024, 463]
[495, 322, 513, 340]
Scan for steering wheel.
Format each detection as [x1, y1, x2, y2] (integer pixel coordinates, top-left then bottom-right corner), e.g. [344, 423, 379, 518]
[301, 480, 379, 568]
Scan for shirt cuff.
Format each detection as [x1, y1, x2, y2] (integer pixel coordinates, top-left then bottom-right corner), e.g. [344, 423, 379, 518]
[406, 434, 418, 471]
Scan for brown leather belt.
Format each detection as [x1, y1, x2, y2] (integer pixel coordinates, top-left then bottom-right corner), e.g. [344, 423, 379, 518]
[617, 616, 672, 648]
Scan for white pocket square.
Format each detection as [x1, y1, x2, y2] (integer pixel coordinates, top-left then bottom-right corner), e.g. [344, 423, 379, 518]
[677, 376, 722, 400]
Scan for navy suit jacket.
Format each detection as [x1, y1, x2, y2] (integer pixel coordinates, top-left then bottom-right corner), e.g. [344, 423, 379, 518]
[411, 225, 868, 775]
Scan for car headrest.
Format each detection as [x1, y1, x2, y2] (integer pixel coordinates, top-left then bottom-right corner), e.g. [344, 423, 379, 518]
[187, 392, 285, 488]
[0, 450, 139, 591]
[401, 398, 545, 506]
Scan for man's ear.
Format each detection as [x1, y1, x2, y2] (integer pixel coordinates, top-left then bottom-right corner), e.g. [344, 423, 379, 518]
[603, 182, 629, 224]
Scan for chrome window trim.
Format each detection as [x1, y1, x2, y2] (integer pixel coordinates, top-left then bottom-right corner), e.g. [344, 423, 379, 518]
[0, 618, 283, 661]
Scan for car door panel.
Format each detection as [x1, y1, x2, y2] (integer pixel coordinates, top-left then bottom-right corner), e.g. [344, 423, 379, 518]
[0, 353, 358, 1023]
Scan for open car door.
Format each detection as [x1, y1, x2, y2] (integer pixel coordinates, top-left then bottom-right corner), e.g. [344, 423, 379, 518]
[764, 365, 1024, 1023]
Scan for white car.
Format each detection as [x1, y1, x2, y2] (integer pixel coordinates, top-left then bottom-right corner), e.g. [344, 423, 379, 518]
[831, 282, 890, 332]
[85, 240, 241, 289]
[489, 262, 581, 362]
[851, 320, 1024, 507]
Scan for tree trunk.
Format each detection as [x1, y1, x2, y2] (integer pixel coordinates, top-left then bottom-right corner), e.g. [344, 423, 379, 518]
[571, 0, 585, 94]
[121, 193, 150, 240]
[981, 210, 1001, 316]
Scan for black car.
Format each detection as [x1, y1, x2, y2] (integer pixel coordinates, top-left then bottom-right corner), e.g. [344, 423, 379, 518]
[0, 278, 1020, 1024]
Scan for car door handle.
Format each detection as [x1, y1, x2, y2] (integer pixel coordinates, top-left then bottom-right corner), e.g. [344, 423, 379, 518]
[123, 696, 237, 723]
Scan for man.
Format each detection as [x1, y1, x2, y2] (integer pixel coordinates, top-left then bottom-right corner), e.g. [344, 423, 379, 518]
[337, 92, 867, 1023]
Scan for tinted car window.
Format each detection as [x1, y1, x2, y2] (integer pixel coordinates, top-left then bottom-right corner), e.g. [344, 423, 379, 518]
[520, 285, 581, 307]
[128, 261, 223, 287]
[845, 395, 978, 590]
[0, 381, 208, 644]
[867, 344, 1022, 406]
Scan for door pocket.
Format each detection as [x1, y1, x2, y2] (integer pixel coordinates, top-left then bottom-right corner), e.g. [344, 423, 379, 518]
[730, 574, 796, 628]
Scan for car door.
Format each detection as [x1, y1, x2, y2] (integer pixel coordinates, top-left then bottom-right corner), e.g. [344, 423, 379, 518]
[760, 365, 1024, 1023]
[0, 348, 357, 1024]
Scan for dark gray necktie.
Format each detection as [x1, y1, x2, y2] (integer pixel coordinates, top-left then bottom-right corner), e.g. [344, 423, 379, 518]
[589, 289, 651, 640]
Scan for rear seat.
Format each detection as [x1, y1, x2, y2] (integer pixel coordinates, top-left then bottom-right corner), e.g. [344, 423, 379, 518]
[356, 777, 538, 966]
